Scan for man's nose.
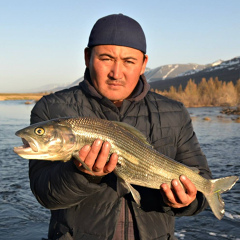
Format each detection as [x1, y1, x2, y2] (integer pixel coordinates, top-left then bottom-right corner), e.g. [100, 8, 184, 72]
[109, 61, 123, 79]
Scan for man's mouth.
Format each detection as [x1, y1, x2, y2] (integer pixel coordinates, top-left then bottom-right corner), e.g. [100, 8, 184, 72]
[108, 83, 123, 86]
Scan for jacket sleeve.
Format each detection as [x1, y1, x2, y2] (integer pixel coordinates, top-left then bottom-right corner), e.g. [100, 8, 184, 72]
[29, 97, 107, 210]
[170, 104, 212, 217]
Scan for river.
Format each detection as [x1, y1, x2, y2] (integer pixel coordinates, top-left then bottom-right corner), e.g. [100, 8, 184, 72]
[0, 100, 239, 240]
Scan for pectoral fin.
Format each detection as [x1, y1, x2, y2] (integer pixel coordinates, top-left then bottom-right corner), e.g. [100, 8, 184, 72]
[126, 182, 141, 206]
[72, 151, 95, 176]
[117, 178, 141, 206]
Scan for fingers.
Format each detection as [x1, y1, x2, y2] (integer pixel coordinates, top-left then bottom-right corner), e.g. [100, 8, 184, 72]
[104, 152, 118, 173]
[78, 145, 91, 163]
[160, 176, 197, 208]
[160, 183, 178, 207]
[75, 139, 118, 176]
[79, 139, 103, 170]
[179, 175, 197, 198]
[93, 141, 112, 171]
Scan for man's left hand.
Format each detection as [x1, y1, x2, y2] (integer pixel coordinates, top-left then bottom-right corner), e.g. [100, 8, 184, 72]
[160, 175, 197, 208]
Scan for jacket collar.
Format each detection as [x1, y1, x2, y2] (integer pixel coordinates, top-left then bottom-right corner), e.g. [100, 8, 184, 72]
[79, 68, 150, 102]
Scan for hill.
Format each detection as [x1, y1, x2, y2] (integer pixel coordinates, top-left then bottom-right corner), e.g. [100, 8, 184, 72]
[149, 57, 240, 91]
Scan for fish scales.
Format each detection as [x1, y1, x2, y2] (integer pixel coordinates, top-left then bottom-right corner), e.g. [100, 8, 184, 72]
[67, 118, 212, 191]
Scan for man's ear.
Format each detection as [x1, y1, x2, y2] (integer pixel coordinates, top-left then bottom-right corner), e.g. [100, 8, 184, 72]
[140, 54, 148, 75]
[84, 48, 91, 68]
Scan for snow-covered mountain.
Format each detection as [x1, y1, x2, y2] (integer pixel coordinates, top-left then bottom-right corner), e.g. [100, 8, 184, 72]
[204, 57, 240, 73]
[145, 57, 240, 83]
[149, 56, 240, 91]
[145, 63, 205, 82]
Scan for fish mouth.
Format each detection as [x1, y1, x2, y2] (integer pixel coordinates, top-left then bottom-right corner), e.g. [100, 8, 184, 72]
[13, 137, 39, 155]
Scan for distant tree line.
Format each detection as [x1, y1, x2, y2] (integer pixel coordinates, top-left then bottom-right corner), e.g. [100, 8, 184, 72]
[152, 77, 240, 108]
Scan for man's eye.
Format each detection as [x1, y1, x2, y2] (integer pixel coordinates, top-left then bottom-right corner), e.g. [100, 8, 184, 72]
[126, 60, 134, 64]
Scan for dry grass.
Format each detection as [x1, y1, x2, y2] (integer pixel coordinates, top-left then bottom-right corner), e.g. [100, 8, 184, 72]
[0, 93, 44, 101]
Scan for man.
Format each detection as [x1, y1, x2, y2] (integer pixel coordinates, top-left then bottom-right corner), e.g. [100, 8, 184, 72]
[30, 14, 211, 240]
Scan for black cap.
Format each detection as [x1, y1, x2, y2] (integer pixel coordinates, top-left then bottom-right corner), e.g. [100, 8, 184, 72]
[87, 14, 147, 53]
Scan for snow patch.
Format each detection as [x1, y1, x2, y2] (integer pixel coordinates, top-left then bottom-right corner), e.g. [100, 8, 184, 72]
[212, 60, 223, 67]
[163, 65, 179, 80]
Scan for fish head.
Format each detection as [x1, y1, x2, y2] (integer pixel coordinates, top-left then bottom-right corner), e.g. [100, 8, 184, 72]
[13, 119, 76, 161]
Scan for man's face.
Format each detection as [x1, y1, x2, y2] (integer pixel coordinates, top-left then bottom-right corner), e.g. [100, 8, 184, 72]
[85, 45, 148, 106]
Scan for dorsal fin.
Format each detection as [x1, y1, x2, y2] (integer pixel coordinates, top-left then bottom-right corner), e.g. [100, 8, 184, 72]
[113, 121, 152, 147]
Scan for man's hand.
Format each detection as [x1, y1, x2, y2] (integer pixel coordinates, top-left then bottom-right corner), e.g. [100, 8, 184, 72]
[160, 175, 197, 208]
[73, 139, 118, 176]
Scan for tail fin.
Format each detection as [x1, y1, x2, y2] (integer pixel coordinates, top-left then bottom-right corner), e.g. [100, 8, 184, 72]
[206, 176, 239, 220]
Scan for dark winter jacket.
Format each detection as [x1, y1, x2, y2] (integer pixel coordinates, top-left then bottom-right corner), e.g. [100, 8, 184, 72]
[29, 69, 211, 240]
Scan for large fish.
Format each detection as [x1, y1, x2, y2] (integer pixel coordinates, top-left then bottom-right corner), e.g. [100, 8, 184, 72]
[13, 117, 238, 220]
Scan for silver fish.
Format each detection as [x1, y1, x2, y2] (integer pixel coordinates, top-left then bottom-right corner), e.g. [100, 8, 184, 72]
[13, 117, 239, 220]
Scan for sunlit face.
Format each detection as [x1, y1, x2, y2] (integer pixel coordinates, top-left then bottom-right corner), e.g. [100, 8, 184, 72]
[85, 45, 148, 106]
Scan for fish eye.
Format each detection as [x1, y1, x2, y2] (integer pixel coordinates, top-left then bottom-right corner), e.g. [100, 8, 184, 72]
[34, 127, 45, 136]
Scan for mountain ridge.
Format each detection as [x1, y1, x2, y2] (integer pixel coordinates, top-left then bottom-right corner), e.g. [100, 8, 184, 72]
[149, 56, 240, 91]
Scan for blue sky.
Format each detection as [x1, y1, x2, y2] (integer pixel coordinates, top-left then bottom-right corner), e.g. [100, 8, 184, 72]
[1, 0, 239, 93]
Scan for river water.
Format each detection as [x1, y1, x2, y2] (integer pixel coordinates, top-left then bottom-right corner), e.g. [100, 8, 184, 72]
[0, 100, 239, 240]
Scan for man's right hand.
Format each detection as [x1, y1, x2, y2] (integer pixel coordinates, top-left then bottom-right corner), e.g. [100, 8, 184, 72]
[73, 139, 118, 176]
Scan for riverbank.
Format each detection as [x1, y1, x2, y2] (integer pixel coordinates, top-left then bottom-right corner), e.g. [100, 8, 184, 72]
[0, 93, 44, 101]
[1, 93, 240, 117]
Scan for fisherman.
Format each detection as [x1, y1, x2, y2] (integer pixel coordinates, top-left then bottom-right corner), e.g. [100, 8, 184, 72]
[29, 14, 212, 240]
